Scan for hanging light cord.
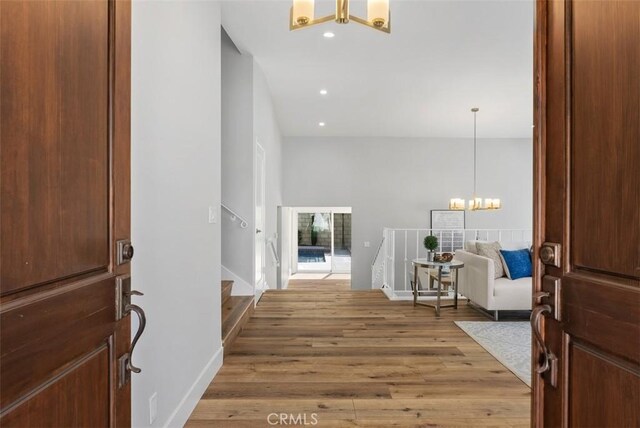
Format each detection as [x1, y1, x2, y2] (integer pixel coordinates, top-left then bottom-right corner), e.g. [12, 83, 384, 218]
[473, 109, 477, 198]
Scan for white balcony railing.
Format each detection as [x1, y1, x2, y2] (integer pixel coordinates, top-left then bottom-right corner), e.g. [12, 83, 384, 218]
[372, 228, 532, 300]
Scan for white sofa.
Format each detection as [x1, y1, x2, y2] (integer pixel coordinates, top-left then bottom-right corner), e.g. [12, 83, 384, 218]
[455, 242, 532, 319]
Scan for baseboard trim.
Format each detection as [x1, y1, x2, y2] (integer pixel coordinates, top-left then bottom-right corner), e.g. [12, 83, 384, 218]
[163, 345, 223, 428]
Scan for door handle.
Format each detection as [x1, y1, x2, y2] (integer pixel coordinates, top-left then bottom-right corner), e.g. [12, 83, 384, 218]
[530, 303, 558, 388]
[115, 276, 147, 387]
[124, 296, 146, 374]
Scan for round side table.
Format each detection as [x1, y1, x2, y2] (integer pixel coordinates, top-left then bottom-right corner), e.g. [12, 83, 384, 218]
[411, 259, 464, 316]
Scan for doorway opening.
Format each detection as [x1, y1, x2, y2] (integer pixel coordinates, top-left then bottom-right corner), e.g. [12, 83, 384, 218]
[288, 207, 352, 284]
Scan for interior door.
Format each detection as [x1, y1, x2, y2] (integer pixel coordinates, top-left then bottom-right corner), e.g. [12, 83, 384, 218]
[0, 1, 134, 426]
[255, 142, 266, 288]
[533, 1, 640, 426]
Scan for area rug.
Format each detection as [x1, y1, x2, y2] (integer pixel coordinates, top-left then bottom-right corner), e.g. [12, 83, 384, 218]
[455, 321, 531, 387]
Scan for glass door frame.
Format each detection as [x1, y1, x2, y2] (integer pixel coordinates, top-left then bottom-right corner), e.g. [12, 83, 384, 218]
[291, 207, 352, 275]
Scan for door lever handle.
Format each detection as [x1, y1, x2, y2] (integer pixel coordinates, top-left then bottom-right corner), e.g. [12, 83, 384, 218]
[530, 304, 558, 387]
[124, 299, 146, 374]
[117, 288, 146, 387]
[534, 291, 550, 302]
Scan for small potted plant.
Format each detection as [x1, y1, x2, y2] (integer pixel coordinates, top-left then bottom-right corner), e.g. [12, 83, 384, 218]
[423, 235, 438, 262]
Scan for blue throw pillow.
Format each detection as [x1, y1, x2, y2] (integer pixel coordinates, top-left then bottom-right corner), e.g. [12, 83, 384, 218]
[499, 249, 532, 280]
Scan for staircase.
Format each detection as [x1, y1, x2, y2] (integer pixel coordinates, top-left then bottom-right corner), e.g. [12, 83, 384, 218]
[221, 280, 254, 354]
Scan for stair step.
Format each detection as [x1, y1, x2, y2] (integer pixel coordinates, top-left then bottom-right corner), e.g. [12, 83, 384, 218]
[222, 295, 254, 354]
[221, 280, 233, 305]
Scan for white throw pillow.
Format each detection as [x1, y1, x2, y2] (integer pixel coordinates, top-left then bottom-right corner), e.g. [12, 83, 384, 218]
[476, 241, 505, 279]
[464, 240, 488, 254]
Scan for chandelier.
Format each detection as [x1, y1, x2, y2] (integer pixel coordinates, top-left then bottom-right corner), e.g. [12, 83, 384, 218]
[290, 0, 391, 34]
[449, 108, 502, 211]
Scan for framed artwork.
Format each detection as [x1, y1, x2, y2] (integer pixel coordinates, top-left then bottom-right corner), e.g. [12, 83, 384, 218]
[430, 210, 465, 252]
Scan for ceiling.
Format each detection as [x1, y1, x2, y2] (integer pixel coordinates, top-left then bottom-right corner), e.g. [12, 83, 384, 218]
[222, 0, 534, 138]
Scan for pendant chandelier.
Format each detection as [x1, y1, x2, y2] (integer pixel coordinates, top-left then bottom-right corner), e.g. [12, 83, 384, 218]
[290, 0, 391, 34]
[449, 108, 502, 211]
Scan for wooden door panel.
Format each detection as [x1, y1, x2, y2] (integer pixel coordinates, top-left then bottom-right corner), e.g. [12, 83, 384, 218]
[535, 0, 640, 426]
[0, 276, 115, 410]
[564, 275, 640, 363]
[0, 0, 132, 425]
[569, 343, 640, 428]
[571, 0, 640, 278]
[1, 346, 110, 428]
[0, 0, 110, 295]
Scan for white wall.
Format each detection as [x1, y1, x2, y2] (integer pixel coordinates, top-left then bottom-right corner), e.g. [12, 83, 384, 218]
[283, 137, 532, 289]
[278, 206, 292, 289]
[221, 29, 254, 286]
[132, 2, 222, 427]
[221, 28, 284, 292]
[253, 63, 283, 291]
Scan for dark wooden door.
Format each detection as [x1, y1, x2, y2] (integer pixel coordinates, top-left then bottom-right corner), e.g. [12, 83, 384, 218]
[533, 0, 640, 426]
[0, 0, 132, 426]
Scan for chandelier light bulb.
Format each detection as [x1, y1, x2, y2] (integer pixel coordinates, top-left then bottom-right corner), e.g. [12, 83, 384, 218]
[368, 0, 389, 28]
[290, 0, 390, 33]
[292, 0, 314, 25]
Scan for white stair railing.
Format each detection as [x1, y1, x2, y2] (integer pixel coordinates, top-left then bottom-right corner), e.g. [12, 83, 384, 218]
[221, 203, 249, 228]
[371, 235, 386, 290]
[268, 237, 280, 268]
[373, 228, 532, 299]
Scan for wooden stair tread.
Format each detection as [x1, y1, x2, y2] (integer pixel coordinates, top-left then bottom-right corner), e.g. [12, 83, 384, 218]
[221, 280, 233, 305]
[222, 295, 254, 351]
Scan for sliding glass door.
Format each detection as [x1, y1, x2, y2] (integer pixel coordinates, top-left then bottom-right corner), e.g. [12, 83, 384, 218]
[294, 208, 351, 274]
[297, 211, 331, 272]
[331, 212, 351, 274]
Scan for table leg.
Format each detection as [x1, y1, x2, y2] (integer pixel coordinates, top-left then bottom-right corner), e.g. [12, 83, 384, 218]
[454, 267, 459, 309]
[413, 265, 418, 307]
[436, 267, 442, 317]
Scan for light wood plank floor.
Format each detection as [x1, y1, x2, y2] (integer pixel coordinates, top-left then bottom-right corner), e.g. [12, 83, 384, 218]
[287, 278, 351, 291]
[187, 287, 531, 427]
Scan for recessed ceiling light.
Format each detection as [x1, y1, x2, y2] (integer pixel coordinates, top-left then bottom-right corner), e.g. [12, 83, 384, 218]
[323, 32, 335, 39]
[320, 89, 328, 95]
[318, 122, 326, 127]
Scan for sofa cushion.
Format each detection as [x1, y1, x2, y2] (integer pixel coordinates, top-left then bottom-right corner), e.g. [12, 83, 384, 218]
[463, 240, 530, 254]
[464, 240, 487, 254]
[499, 249, 532, 280]
[493, 277, 532, 309]
[476, 241, 504, 279]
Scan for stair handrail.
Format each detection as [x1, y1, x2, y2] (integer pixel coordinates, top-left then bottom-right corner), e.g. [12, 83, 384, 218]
[221, 203, 249, 228]
[371, 236, 386, 267]
[268, 237, 280, 268]
[371, 236, 387, 289]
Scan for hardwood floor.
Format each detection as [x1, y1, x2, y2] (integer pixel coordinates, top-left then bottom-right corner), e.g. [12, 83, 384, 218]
[187, 286, 531, 427]
[288, 277, 351, 291]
